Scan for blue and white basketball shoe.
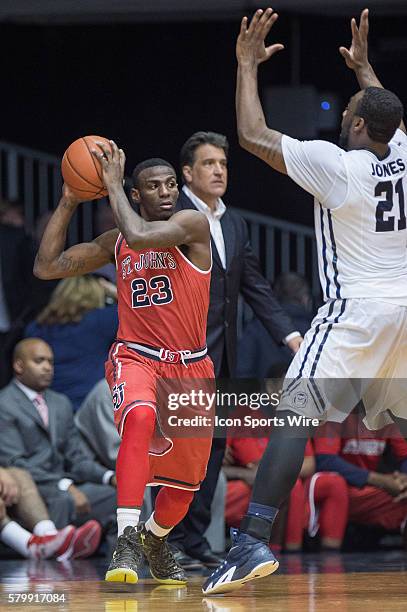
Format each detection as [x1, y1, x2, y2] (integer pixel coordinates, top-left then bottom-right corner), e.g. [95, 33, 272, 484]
[202, 528, 279, 595]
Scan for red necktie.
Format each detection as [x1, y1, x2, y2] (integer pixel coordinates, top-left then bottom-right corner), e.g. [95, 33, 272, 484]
[33, 394, 49, 428]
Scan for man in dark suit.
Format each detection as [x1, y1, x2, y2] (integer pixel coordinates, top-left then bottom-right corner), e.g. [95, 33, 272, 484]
[0, 338, 117, 555]
[165, 131, 302, 566]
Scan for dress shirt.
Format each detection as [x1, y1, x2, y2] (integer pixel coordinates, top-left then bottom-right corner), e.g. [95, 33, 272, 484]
[182, 185, 227, 269]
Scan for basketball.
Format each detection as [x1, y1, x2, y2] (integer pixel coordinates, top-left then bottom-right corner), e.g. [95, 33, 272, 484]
[61, 135, 112, 201]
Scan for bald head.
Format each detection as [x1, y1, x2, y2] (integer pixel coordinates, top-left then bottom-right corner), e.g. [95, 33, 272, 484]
[13, 338, 54, 392]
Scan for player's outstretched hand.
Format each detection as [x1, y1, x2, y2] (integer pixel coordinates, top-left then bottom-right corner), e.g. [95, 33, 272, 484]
[339, 8, 369, 71]
[236, 7, 284, 68]
[92, 140, 126, 191]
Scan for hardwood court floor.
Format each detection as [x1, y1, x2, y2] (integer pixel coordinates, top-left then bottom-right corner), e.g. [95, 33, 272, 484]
[0, 552, 406, 611]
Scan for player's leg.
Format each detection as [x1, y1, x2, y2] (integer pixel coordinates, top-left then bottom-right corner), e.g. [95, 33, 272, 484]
[202, 411, 312, 594]
[203, 300, 350, 595]
[106, 405, 156, 583]
[105, 346, 160, 583]
[140, 486, 194, 584]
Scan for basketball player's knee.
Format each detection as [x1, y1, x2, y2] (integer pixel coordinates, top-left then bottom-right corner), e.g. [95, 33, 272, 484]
[177, 488, 195, 509]
[164, 487, 194, 509]
[161, 487, 194, 512]
[123, 405, 156, 437]
[154, 487, 194, 526]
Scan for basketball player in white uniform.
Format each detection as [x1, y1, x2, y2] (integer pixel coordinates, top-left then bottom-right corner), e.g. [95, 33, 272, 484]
[203, 8, 407, 595]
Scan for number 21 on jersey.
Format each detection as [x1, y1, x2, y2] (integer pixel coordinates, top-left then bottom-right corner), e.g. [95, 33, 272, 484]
[375, 179, 406, 232]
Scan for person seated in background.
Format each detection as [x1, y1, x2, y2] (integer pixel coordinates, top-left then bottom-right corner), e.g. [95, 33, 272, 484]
[75, 379, 120, 471]
[223, 430, 314, 552]
[0, 465, 75, 559]
[236, 273, 314, 378]
[315, 405, 407, 548]
[0, 200, 55, 389]
[284, 440, 348, 552]
[0, 338, 117, 555]
[25, 274, 118, 410]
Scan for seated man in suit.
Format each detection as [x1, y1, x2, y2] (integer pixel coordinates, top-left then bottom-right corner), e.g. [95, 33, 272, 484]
[0, 338, 117, 557]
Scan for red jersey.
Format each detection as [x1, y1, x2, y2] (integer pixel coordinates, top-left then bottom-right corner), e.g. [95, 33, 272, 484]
[314, 415, 407, 471]
[115, 235, 210, 350]
[227, 435, 313, 467]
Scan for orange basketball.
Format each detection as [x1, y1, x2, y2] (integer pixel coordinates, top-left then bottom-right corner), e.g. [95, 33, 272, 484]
[61, 135, 112, 200]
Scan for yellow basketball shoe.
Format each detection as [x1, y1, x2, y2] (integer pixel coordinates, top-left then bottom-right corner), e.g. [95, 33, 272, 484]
[139, 524, 187, 585]
[105, 526, 143, 584]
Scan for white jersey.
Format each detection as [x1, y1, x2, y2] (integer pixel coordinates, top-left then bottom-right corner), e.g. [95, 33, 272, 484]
[282, 129, 407, 304]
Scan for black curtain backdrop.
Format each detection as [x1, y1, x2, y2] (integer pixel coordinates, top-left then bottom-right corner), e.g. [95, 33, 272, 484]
[1, 14, 406, 226]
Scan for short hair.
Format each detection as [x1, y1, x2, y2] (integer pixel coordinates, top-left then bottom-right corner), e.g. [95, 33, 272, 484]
[131, 158, 176, 188]
[273, 273, 311, 306]
[180, 131, 229, 169]
[356, 87, 404, 144]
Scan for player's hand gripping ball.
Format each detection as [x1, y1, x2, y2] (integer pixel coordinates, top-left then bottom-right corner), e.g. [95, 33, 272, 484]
[61, 135, 112, 201]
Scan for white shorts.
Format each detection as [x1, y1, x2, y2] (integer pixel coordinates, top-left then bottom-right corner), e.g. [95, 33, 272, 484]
[279, 298, 407, 429]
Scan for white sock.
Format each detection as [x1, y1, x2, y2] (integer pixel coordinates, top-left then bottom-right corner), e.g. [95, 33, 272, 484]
[0, 521, 31, 557]
[145, 512, 172, 538]
[117, 508, 141, 537]
[33, 520, 57, 536]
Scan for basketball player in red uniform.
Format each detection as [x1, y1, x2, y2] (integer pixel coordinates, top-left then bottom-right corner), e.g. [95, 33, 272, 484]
[34, 141, 214, 585]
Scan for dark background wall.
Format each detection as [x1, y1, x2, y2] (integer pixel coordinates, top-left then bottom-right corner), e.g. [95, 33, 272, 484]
[1, 12, 406, 226]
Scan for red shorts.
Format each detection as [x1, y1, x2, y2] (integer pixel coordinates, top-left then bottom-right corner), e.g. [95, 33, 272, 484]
[106, 342, 215, 491]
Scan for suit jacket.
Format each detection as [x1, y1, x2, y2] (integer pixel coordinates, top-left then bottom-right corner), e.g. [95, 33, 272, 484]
[0, 381, 107, 486]
[177, 191, 296, 376]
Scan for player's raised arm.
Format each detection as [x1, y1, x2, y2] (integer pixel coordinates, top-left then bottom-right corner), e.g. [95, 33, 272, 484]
[339, 8, 406, 133]
[34, 184, 118, 280]
[236, 8, 287, 174]
[94, 141, 210, 251]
